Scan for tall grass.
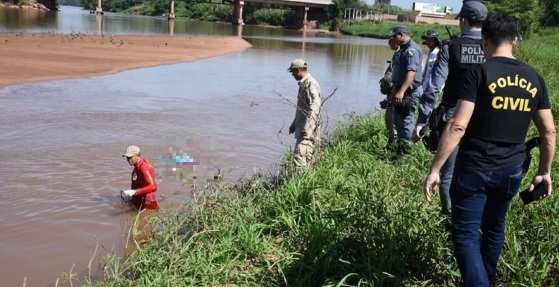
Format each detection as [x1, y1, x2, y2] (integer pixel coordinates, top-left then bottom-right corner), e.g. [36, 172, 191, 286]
[90, 30, 559, 286]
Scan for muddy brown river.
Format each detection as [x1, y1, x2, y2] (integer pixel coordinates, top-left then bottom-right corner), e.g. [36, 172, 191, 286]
[0, 5, 393, 286]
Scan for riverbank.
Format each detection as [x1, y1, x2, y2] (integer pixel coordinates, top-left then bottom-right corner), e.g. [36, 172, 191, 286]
[0, 33, 251, 87]
[0, 1, 50, 11]
[86, 30, 559, 286]
[340, 22, 460, 42]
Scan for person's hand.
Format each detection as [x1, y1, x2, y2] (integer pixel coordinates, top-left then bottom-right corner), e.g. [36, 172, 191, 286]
[422, 171, 440, 202]
[531, 173, 553, 197]
[122, 189, 137, 199]
[412, 125, 424, 143]
[289, 123, 296, 134]
[393, 90, 405, 105]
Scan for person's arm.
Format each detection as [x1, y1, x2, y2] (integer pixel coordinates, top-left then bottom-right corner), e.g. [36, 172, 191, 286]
[531, 75, 556, 195]
[393, 71, 416, 105]
[431, 45, 449, 95]
[416, 46, 449, 126]
[423, 100, 475, 200]
[394, 46, 421, 105]
[534, 109, 556, 175]
[289, 90, 300, 134]
[422, 65, 480, 201]
[134, 166, 157, 196]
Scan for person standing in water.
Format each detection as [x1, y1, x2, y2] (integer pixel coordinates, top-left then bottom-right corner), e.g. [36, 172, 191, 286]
[121, 145, 159, 211]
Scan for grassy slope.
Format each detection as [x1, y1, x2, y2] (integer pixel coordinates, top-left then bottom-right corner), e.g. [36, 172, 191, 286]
[340, 22, 461, 42]
[91, 31, 559, 287]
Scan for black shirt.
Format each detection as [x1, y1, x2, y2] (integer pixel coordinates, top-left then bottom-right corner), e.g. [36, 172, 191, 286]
[456, 57, 551, 170]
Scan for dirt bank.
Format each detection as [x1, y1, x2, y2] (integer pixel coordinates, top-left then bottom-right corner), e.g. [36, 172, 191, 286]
[0, 1, 51, 11]
[0, 33, 252, 87]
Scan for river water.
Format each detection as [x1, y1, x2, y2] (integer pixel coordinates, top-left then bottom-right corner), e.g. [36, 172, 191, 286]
[0, 5, 393, 286]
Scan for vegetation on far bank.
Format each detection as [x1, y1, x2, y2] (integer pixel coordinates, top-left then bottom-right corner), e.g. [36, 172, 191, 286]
[340, 0, 559, 41]
[85, 29, 559, 287]
[340, 22, 460, 42]
[0, 0, 57, 10]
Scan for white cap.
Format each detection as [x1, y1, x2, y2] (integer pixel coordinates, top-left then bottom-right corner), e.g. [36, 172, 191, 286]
[288, 59, 307, 71]
[123, 145, 141, 157]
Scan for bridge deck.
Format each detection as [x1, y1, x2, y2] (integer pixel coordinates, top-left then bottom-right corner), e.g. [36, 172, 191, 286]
[244, 0, 333, 7]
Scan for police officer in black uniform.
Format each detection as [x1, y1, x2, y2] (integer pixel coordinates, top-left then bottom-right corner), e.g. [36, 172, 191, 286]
[423, 14, 556, 286]
[416, 0, 487, 215]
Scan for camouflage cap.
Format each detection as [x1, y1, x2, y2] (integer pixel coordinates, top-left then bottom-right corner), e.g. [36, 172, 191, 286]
[288, 59, 307, 71]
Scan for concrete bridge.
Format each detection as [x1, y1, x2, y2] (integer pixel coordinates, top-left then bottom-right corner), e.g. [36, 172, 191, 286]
[94, 0, 333, 27]
[232, 0, 333, 26]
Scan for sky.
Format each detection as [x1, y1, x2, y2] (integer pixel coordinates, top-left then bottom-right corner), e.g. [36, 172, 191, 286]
[371, 0, 463, 11]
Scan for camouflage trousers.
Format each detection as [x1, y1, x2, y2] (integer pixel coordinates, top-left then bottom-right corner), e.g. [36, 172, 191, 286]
[294, 135, 319, 168]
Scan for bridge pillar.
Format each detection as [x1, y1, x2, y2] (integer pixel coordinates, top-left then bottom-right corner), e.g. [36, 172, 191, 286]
[233, 24, 243, 37]
[295, 6, 310, 29]
[168, 0, 176, 20]
[169, 19, 175, 36]
[303, 6, 309, 28]
[96, 14, 103, 35]
[233, 0, 245, 25]
[95, 0, 103, 14]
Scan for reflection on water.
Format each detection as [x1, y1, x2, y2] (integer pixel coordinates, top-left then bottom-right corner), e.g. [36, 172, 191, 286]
[0, 5, 57, 29]
[96, 13, 103, 35]
[0, 4, 394, 286]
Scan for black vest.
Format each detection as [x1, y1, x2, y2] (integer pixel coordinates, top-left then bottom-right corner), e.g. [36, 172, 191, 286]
[442, 37, 485, 107]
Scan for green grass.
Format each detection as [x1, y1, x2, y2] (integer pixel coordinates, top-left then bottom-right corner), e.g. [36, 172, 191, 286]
[340, 22, 460, 42]
[88, 30, 559, 286]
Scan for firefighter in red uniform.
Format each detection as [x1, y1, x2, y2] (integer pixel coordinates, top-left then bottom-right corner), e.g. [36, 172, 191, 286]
[121, 145, 160, 211]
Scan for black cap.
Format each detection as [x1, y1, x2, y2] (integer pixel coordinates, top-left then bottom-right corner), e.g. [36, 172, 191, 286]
[388, 26, 409, 37]
[456, 0, 488, 21]
[421, 30, 439, 40]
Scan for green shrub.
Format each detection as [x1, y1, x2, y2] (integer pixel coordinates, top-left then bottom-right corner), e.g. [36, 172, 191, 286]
[189, 3, 231, 22]
[246, 8, 294, 26]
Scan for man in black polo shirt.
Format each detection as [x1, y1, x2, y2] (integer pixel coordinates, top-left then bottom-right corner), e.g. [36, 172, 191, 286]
[422, 14, 556, 286]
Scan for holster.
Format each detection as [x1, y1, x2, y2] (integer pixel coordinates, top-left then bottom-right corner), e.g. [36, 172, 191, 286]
[423, 105, 447, 152]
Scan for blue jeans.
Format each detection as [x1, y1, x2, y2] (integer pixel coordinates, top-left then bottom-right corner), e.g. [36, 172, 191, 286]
[438, 106, 458, 214]
[450, 164, 523, 287]
[394, 86, 422, 141]
[439, 146, 458, 215]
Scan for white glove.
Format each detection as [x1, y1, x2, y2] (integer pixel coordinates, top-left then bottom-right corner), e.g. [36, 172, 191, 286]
[121, 189, 136, 201]
[123, 189, 137, 197]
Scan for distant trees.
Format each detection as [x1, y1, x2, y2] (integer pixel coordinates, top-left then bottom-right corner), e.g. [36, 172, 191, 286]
[483, 0, 558, 34]
[0, 0, 57, 10]
[540, 0, 559, 26]
[484, 0, 541, 35]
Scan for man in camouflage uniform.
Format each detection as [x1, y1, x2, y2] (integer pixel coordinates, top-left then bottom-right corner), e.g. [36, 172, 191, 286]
[288, 59, 321, 168]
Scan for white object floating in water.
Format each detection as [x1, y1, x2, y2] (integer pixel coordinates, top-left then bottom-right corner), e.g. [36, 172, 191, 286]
[174, 154, 194, 164]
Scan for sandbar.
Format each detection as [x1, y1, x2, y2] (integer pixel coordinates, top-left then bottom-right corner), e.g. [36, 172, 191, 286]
[0, 33, 252, 87]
